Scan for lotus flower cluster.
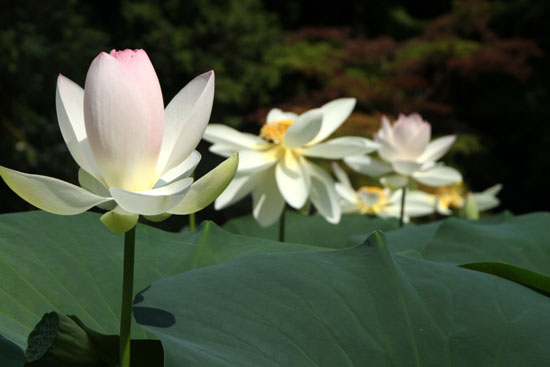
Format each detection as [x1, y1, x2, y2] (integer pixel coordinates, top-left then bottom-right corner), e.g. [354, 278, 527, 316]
[203, 99, 378, 226]
[0, 49, 237, 233]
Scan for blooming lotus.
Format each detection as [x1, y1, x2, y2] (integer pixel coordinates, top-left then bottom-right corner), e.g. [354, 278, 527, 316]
[0, 49, 238, 233]
[432, 182, 503, 215]
[332, 163, 434, 221]
[344, 113, 462, 187]
[203, 98, 378, 227]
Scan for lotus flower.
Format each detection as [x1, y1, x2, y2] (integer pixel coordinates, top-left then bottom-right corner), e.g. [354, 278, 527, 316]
[332, 163, 434, 221]
[203, 99, 378, 227]
[0, 49, 238, 233]
[432, 182, 503, 215]
[345, 113, 462, 187]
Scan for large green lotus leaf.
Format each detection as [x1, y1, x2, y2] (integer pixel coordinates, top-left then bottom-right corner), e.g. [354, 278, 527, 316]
[0, 335, 25, 367]
[0, 211, 320, 349]
[386, 212, 550, 273]
[134, 231, 550, 367]
[222, 212, 398, 248]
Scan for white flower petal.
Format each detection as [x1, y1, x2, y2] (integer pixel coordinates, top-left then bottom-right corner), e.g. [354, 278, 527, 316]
[84, 52, 162, 191]
[309, 98, 356, 145]
[169, 154, 238, 215]
[380, 175, 409, 188]
[156, 71, 215, 176]
[306, 162, 341, 224]
[252, 171, 286, 227]
[393, 120, 431, 160]
[275, 150, 310, 209]
[376, 136, 402, 162]
[100, 206, 139, 234]
[56, 75, 102, 180]
[209, 144, 240, 158]
[302, 137, 378, 159]
[344, 155, 393, 177]
[203, 124, 266, 150]
[404, 191, 436, 217]
[392, 160, 423, 176]
[214, 171, 263, 210]
[266, 108, 298, 123]
[110, 177, 193, 216]
[78, 169, 115, 210]
[417, 135, 457, 164]
[282, 109, 323, 149]
[155, 151, 201, 187]
[332, 163, 352, 188]
[238, 148, 280, 173]
[335, 183, 358, 206]
[473, 184, 502, 211]
[0, 166, 110, 215]
[413, 165, 462, 187]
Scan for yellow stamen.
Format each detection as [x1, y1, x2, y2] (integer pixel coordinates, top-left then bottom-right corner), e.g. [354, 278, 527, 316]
[357, 186, 387, 214]
[435, 182, 465, 210]
[260, 119, 294, 143]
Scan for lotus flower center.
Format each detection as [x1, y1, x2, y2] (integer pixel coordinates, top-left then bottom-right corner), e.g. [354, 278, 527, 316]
[357, 186, 387, 214]
[260, 119, 294, 143]
[435, 183, 465, 210]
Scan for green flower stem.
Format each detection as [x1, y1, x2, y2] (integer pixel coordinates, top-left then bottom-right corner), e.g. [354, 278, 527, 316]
[278, 207, 286, 242]
[189, 213, 196, 230]
[120, 226, 136, 367]
[399, 187, 406, 228]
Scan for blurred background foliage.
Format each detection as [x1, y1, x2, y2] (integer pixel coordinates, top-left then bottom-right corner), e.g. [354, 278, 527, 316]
[1, 0, 549, 228]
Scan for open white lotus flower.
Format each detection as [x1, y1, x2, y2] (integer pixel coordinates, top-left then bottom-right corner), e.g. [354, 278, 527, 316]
[332, 163, 434, 221]
[432, 182, 503, 215]
[203, 98, 378, 227]
[344, 113, 462, 188]
[0, 49, 238, 233]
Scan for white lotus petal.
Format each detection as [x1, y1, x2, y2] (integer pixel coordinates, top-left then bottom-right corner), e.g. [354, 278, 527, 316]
[308, 98, 356, 145]
[304, 162, 341, 223]
[155, 151, 201, 187]
[238, 148, 280, 173]
[332, 163, 352, 189]
[84, 52, 163, 191]
[266, 108, 298, 123]
[275, 150, 310, 209]
[78, 169, 115, 210]
[214, 171, 263, 210]
[380, 175, 409, 188]
[283, 109, 323, 149]
[413, 165, 462, 187]
[376, 136, 402, 163]
[392, 160, 423, 176]
[344, 155, 393, 177]
[203, 124, 266, 149]
[156, 71, 215, 176]
[473, 184, 502, 211]
[393, 120, 430, 160]
[110, 177, 193, 216]
[335, 183, 358, 205]
[405, 191, 436, 217]
[100, 206, 139, 234]
[302, 137, 377, 159]
[56, 75, 102, 180]
[417, 135, 457, 164]
[252, 170, 286, 227]
[169, 154, 238, 215]
[0, 166, 110, 215]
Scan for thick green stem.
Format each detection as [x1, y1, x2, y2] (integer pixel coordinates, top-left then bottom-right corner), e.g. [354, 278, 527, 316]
[278, 207, 286, 242]
[189, 213, 196, 231]
[399, 187, 406, 228]
[120, 226, 136, 367]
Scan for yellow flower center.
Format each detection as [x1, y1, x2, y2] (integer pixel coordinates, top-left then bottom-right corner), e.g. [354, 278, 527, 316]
[435, 183, 465, 210]
[260, 119, 294, 143]
[357, 186, 387, 214]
